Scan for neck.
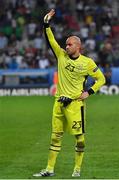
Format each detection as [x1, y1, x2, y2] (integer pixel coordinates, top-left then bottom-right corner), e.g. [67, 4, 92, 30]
[69, 53, 80, 60]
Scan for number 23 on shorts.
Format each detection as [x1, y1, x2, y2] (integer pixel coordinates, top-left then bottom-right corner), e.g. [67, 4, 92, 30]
[72, 121, 82, 130]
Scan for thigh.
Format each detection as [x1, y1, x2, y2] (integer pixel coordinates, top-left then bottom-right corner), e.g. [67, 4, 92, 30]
[52, 99, 65, 133]
[63, 100, 86, 135]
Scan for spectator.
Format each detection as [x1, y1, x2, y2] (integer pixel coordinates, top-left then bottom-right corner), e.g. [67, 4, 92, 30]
[103, 63, 112, 85]
[0, 51, 6, 68]
[38, 53, 50, 69]
[27, 19, 37, 40]
[102, 22, 111, 37]
[15, 51, 24, 68]
[0, 0, 119, 70]
[19, 58, 28, 69]
[8, 54, 18, 69]
[98, 42, 115, 67]
[0, 32, 8, 50]
[33, 32, 44, 51]
[85, 34, 96, 51]
[80, 24, 89, 41]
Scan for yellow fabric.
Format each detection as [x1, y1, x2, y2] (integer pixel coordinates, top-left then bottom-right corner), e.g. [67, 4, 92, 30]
[52, 99, 85, 135]
[46, 132, 63, 171]
[74, 134, 85, 171]
[74, 151, 84, 171]
[50, 132, 63, 151]
[46, 150, 59, 172]
[45, 27, 105, 99]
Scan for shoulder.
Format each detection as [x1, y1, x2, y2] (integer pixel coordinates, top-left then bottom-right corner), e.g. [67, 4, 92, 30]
[81, 54, 96, 64]
[60, 48, 67, 57]
[80, 54, 93, 62]
[80, 55, 97, 69]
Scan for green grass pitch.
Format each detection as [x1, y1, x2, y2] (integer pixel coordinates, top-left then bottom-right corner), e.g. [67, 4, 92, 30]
[0, 95, 119, 179]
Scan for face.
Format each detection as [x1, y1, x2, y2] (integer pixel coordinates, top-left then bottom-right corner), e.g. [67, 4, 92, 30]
[66, 36, 81, 56]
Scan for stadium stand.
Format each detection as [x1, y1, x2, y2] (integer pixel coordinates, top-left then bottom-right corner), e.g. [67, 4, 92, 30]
[0, 0, 119, 87]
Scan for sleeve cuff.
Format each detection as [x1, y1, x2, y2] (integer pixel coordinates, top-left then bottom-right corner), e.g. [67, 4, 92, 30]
[44, 23, 50, 28]
[88, 88, 95, 95]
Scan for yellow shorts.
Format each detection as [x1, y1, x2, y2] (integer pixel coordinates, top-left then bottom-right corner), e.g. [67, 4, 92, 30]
[52, 98, 86, 135]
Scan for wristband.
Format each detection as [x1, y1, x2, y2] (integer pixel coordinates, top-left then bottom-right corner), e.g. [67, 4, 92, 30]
[88, 88, 95, 95]
[44, 23, 49, 28]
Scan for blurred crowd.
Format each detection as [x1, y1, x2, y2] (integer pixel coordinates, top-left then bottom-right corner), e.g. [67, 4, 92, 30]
[0, 0, 119, 72]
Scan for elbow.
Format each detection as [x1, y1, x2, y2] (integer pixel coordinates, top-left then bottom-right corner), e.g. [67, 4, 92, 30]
[103, 75, 106, 86]
[101, 75, 106, 87]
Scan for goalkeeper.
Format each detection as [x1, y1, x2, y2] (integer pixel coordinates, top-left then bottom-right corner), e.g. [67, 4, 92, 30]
[33, 9, 105, 177]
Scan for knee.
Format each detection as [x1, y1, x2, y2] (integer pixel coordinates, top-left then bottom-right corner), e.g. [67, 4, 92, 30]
[76, 141, 85, 152]
[75, 135, 85, 152]
[51, 132, 63, 145]
[50, 132, 63, 152]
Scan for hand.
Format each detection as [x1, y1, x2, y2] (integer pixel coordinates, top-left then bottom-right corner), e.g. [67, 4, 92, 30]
[78, 91, 89, 100]
[44, 9, 55, 23]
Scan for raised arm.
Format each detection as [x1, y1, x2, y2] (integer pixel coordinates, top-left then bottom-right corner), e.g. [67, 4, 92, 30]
[44, 9, 61, 58]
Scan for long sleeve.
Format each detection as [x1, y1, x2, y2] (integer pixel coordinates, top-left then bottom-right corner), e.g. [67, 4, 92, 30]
[88, 59, 105, 93]
[44, 23, 61, 59]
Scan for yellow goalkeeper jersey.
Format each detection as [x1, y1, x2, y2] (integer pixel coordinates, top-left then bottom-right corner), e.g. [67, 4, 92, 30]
[44, 24, 105, 99]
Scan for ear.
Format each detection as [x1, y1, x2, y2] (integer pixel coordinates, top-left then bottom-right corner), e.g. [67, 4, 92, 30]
[80, 45, 84, 53]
